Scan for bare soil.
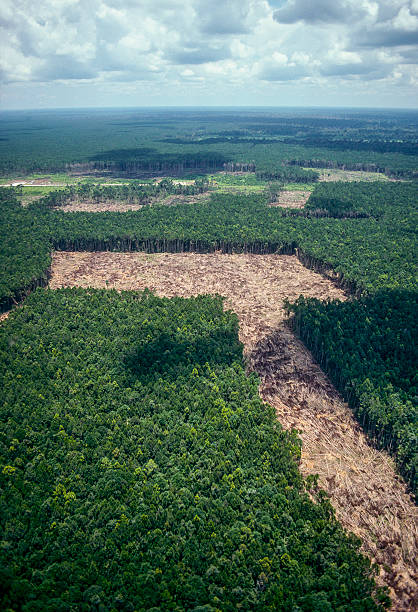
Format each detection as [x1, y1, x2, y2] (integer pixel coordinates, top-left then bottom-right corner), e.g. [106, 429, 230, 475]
[20, 195, 49, 207]
[58, 199, 145, 212]
[270, 190, 311, 208]
[50, 251, 418, 610]
[311, 168, 396, 182]
[57, 193, 210, 212]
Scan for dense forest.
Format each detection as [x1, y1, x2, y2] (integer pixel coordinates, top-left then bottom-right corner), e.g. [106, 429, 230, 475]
[0, 289, 389, 610]
[0, 108, 417, 610]
[286, 291, 417, 492]
[1, 178, 416, 493]
[1, 108, 417, 178]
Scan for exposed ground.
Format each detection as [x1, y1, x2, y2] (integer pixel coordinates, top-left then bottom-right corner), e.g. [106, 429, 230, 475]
[50, 251, 417, 611]
[57, 198, 145, 212]
[270, 190, 311, 208]
[311, 168, 396, 182]
[56, 193, 210, 212]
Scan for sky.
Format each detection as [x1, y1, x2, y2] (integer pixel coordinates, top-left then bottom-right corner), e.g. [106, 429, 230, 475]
[0, 0, 417, 109]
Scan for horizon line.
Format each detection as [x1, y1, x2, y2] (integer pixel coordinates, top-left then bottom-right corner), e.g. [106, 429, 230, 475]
[1, 104, 418, 113]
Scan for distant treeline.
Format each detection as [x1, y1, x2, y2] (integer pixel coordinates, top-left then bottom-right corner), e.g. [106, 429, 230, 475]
[286, 158, 417, 178]
[161, 136, 284, 145]
[1, 108, 417, 178]
[285, 137, 418, 156]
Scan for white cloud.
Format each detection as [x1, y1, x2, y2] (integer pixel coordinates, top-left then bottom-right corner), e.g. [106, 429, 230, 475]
[393, 6, 418, 30]
[273, 0, 376, 25]
[0, 0, 417, 107]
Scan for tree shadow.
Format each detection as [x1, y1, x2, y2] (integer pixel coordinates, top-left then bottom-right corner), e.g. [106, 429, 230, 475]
[88, 148, 231, 176]
[126, 329, 242, 383]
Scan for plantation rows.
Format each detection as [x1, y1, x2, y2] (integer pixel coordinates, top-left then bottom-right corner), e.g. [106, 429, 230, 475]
[0, 289, 389, 610]
[0, 191, 51, 311]
[286, 291, 417, 493]
[305, 181, 418, 218]
[255, 166, 319, 184]
[0, 181, 416, 493]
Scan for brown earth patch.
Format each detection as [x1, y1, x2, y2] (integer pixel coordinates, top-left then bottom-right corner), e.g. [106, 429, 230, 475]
[50, 251, 417, 610]
[270, 190, 311, 208]
[311, 168, 396, 182]
[57, 192, 210, 212]
[57, 199, 145, 212]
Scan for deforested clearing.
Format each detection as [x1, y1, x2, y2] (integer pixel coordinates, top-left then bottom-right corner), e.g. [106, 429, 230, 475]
[50, 250, 417, 611]
[270, 190, 311, 208]
[56, 198, 145, 212]
[55, 192, 210, 212]
[313, 168, 397, 182]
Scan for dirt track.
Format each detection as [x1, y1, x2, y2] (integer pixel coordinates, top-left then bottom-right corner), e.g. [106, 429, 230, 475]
[50, 251, 417, 610]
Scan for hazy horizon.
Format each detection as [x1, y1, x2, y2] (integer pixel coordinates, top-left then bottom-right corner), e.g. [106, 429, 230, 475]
[1, 104, 418, 113]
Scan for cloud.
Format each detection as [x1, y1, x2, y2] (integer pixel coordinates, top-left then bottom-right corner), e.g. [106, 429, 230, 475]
[35, 55, 96, 81]
[320, 62, 392, 79]
[398, 46, 418, 61]
[319, 46, 395, 79]
[0, 0, 417, 108]
[258, 52, 312, 80]
[355, 28, 418, 47]
[351, 2, 418, 54]
[197, 0, 253, 34]
[273, 0, 371, 25]
[353, 5, 418, 48]
[170, 44, 231, 65]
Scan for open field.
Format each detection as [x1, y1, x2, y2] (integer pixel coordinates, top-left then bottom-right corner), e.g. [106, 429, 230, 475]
[1, 166, 401, 212]
[54, 193, 211, 212]
[50, 251, 418, 611]
[312, 168, 397, 182]
[270, 190, 311, 208]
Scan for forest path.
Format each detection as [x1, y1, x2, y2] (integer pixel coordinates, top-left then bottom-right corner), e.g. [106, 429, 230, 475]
[50, 251, 417, 611]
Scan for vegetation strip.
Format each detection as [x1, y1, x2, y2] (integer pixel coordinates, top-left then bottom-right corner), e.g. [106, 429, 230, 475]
[1, 179, 416, 308]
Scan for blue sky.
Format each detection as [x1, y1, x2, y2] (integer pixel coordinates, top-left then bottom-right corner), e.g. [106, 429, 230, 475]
[1, 0, 417, 109]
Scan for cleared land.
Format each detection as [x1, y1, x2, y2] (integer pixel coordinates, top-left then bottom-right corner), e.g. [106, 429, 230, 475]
[56, 192, 210, 212]
[50, 251, 417, 611]
[56, 199, 144, 212]
[270, 190, 311, 208]
[312, 168, 396, 182]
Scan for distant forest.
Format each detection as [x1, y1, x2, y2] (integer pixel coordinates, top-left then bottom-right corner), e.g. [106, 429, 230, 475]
[1, 108, 417, 178]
